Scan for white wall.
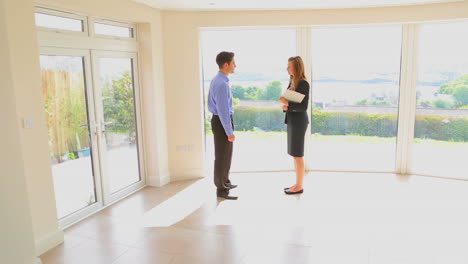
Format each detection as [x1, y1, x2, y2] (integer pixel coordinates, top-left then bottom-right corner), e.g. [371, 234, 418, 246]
[1, 0, 63, 256]
[1, 0, 46, 263]
[161, 1, 468, 181]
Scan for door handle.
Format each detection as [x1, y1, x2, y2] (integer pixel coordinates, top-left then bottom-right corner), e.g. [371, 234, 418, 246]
[80, 122, 100, 135]
[100, 121, 113, 132]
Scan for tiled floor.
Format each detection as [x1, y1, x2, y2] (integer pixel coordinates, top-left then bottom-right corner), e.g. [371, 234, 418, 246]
[40, 172, 468, 264]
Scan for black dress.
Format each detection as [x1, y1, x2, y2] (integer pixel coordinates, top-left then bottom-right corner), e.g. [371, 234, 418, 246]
[284, 80, 310, 157]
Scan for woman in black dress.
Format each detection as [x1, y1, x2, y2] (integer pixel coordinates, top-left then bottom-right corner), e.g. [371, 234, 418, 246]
[279, 56, 310, 195]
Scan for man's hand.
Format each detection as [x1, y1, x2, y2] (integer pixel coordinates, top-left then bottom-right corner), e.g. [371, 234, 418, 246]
[279, 96, 288, 106]
[228, 135, 235, 142]
[282, 105, 288, 111]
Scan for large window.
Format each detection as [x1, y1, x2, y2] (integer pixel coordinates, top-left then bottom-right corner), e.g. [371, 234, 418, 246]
[200, 23, 467, 178]
[309, 26, 403, 172]
[412, 21, 468, 178]
[201, 29, 296, 172]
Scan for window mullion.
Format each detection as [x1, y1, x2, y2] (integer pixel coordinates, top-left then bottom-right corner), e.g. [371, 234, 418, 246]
[396, 24, 419, 175]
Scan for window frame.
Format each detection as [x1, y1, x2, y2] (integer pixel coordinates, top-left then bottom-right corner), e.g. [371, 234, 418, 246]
[90, 17, 137, 41]
[34, 7, 88, 36]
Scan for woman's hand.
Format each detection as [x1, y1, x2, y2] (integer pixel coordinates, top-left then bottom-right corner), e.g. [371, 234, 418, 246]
[279, 96, 289, 106]
[282, 105, 288, 111]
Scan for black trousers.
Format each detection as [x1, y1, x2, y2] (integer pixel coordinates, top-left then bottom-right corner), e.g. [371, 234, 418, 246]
[211, 115, 233, 195]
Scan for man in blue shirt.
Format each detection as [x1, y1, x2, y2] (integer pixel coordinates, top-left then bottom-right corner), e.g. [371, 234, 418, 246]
[208, 51, 238, 200]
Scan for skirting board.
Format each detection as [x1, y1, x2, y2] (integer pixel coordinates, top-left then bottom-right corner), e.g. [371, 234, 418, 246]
[170, 168, 206, 182]
[148, 173, 170, 187]
[35, 228, 64, 256]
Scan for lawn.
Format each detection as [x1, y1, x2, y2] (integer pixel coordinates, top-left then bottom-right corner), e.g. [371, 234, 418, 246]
[205, 131, 468, 178]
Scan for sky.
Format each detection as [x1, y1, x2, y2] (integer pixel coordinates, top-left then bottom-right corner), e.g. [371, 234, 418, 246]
[200, 22, 468, 104]
[311, 26, 402, 81]
[201, 22, 468, 83]
[200, 29, 296, 82]
[417, 21, 468, 82]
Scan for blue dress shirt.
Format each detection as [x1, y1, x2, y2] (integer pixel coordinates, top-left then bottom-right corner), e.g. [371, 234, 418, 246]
[208, 71, 234, 136]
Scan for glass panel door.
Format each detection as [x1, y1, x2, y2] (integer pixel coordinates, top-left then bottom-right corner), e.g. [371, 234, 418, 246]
[309, 26, 402, 172]
[201, 29, 296, 172]
[412, 21, 468, 178]
[92, 51, 144, 201]
[39, 50, 101, 220]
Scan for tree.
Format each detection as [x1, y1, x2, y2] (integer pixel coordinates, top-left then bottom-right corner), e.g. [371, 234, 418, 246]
[438, 74, 468, 95]
[431, 99, 454, 109]
[102, 71, 136, 141]
[231, 85, 245, 99]
[261, 81, 282, 100]
[355, 99, 390, 106]
[453, 86, 468, 107]
[370, 100, 391, 106]
[232, 82, 283, 101]
[356, 99, 368, 106]
[244, 86, 261, 100]
[438, 74, 468, 107]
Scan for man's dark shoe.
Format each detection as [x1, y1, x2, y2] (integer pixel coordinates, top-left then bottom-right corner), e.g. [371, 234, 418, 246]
[217, 193, 238, 200]
[226, 183, 238, 189]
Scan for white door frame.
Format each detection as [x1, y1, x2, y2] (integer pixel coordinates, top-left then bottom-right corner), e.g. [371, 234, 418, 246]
[91, 50, 146, 205]
[39, 47, 146, 228]
[39, 47, 105, 228]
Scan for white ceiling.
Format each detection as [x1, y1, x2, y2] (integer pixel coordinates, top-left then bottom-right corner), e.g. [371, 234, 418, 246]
[133, 0, 462, 11]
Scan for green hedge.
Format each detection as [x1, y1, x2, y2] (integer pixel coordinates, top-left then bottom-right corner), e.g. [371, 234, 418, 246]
[415, 115, 468, 142]
[233, 107, 287, 132]
[311, 111, 398, 137]
[229, 107, 468, 142]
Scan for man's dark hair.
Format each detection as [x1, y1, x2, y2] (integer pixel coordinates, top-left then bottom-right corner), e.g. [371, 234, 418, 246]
[216, 51, 235, 69]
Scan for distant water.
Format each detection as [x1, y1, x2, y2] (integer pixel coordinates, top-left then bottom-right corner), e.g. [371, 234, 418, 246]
[203, 79, 443, 105]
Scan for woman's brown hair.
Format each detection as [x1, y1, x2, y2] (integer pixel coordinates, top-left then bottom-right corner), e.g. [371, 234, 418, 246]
[288, 56, 306, 91]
